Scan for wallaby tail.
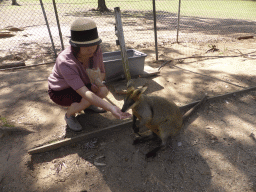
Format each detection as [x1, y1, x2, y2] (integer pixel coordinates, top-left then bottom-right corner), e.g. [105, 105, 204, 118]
[182, 95, 208, 123]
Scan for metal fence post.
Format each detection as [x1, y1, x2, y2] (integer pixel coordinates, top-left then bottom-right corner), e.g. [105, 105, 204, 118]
[114, 7, 131, 82]
[153, 0, 158, 60]
[52, 0, 64, 51]
[39, 0, 57, 58]
[177, 0, 181, 43]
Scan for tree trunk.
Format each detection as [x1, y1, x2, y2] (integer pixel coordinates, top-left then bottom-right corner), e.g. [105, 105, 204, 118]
[12, 0, 20, 6]
[97, 0, 109, 12]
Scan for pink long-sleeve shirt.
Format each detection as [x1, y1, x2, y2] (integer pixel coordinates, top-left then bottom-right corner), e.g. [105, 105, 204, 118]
[48, 46, 105, 91]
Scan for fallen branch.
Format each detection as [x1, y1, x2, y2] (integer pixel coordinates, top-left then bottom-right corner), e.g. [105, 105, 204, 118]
[158, 60, 172, 71]
[180, 85, 256, 112]
[0, 61, 25, 69]
[206, 44, 219, 53]
[0, 62, 54, 71]
[0, 32, 15, 38]
[237, 36, 253, 40]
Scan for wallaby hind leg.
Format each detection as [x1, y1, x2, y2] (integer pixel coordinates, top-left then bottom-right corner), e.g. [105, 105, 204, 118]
[145, 127, 171, 158]
[145, 140, 170, 158]
[146, 146, 162, 158]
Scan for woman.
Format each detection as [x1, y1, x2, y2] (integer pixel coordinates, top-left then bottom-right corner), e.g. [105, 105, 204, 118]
[48, 18, 131, 131]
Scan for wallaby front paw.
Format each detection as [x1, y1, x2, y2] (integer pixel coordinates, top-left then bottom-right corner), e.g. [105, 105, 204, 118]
[146, 151, 157, 158]
[133, 138, 142, 145]
[133, 125, 140, 134]
[133, 127, 139, 133]
[145, 146, 162, 158]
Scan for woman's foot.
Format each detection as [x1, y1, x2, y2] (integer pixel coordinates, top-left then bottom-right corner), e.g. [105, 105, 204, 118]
[64, 113, 82, 131]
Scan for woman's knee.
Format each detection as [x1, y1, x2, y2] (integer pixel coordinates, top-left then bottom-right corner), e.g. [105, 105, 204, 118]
[70, 98, 90, 109]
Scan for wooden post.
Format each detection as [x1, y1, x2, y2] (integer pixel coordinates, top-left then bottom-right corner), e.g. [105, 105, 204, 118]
[114, 7, 131, 82]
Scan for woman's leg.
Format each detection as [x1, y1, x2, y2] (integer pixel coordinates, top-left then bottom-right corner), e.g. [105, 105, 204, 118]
[65, 98, 92, 131]
[66, 86, 109, 117]
[66, 98, 90, 117]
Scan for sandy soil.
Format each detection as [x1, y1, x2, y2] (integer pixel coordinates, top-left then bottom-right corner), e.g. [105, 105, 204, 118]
[0, 37, 256, 192]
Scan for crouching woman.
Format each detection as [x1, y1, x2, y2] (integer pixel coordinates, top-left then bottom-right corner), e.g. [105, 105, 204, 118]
[48, 18, 131, 131]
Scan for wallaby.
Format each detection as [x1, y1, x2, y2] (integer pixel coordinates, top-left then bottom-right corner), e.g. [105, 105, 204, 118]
[121, 81, 207, 158]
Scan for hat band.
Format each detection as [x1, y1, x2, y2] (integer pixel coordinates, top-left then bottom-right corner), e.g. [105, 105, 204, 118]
[71, 27, 99, 42]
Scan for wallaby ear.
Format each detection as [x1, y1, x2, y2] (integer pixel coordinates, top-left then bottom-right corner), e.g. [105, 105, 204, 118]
[126, 79, 136, 95]
[138, 85, 148, 94]
[127, 79, 135, 88]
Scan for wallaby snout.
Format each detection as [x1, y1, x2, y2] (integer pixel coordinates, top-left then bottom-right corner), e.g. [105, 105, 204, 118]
[121, 106, 127, 112]
[121, 97, 136, 112]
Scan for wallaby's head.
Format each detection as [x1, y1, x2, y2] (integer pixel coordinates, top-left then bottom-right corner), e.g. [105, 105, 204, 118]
[121, 81, 148, 112]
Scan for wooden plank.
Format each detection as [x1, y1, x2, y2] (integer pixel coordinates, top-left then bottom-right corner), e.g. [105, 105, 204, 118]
[28, 120, 133, 155]
[114, 7, 131, 81]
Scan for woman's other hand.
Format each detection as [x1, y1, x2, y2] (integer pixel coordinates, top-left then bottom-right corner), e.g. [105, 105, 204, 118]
[91, 83, 99, 93]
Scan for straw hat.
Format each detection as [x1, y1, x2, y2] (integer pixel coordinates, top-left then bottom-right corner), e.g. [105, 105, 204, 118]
[69, 18, 102, 47]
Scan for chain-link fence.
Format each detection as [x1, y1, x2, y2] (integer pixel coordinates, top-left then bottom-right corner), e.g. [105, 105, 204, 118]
[0, 0, 255, 68]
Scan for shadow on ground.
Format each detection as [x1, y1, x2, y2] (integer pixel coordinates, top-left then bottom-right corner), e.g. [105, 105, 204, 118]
[0, 40, 256, 191]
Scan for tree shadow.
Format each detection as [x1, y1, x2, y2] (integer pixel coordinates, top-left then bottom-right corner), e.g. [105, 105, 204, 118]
[66, 9, 256, 39]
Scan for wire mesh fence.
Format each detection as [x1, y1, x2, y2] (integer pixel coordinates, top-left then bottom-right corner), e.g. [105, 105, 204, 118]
[0, 0, 255, 68]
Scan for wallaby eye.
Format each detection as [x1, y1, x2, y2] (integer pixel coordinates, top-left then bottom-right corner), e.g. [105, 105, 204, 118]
[124, 96, 129, 103]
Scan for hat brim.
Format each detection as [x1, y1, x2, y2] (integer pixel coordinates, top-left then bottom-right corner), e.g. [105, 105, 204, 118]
[69, 38, 102, 47]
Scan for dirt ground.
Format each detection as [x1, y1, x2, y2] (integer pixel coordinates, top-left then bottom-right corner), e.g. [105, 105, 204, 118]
[0, 37, 256, 192]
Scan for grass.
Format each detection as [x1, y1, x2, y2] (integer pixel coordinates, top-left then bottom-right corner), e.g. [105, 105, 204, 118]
[5, 0, 255, 20]
[175, 1, 256, 20]
[0, 117, 14, 128]
[36, 0, 256, 20]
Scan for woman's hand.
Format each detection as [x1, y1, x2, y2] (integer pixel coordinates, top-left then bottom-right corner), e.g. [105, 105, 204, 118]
[110, 106, 132, 119]
[91, 83, 99, 93]
[76, 86, 131, 119]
